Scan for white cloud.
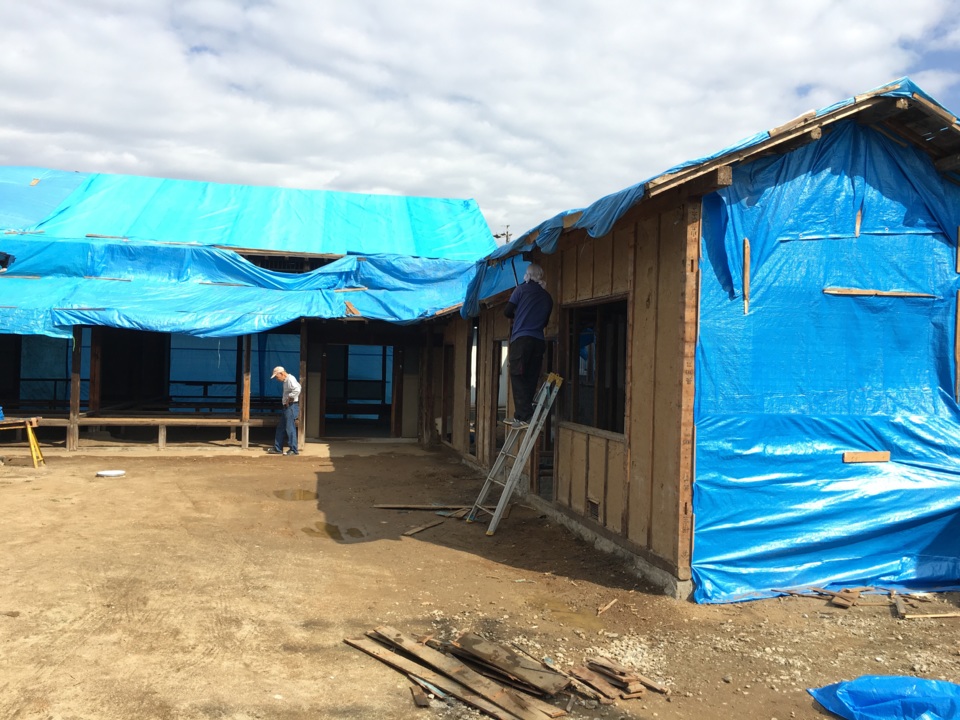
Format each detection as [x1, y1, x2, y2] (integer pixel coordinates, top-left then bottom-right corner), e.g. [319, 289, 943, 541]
[1, 0, 959, 238]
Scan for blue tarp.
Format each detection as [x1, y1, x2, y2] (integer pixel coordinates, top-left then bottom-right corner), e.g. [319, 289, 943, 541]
[692, 118, 960, 602]
[0, 168, 495, 336]
[462, 77, 952, 317]
[810, 676, 960, 720]
[462, 76, 960, 603]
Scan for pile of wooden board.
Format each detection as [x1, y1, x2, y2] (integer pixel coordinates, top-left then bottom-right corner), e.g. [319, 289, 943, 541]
[344, 625, 667, 719]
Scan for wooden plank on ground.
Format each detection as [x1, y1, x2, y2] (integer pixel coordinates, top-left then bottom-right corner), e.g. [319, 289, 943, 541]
[373, 626, 545, 720]
[568, 667, 620, 700]
[588, 657, 670, 695]
[403, 520, 444, 536]
[453, 633, 570, 696]
[344, 637, 517, 720]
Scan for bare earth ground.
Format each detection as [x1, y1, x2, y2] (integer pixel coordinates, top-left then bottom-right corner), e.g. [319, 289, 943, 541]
[2, 439, 960, 720]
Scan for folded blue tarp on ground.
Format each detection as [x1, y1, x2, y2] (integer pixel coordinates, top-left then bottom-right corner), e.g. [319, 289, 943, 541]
[810, 676, 960, 720]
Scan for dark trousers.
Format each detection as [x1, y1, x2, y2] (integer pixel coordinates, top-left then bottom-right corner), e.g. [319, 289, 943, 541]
[274, 402, 300, 454]
[509, 336, 545, 422]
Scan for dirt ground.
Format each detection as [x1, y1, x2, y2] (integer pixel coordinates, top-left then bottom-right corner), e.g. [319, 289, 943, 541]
[2, 438, 960, 720]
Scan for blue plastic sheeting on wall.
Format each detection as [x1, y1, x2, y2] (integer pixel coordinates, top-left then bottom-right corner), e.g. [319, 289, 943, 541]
[809, 676, 960, 720]
[0, 236, 480, 337]
[14, 171, 495, 262]
[691, 119, 960, 603]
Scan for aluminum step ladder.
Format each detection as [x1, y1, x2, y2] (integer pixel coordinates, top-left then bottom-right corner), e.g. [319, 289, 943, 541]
[467, 373, 563, 535]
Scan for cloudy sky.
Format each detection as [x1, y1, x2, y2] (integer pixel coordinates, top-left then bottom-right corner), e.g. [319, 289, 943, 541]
[2, 1, 959, 239]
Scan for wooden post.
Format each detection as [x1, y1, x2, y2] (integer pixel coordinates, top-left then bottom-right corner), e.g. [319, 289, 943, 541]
[68, 326, 82, 451]
[241, 334, 251, 449]
[88, 326, 102, 414]
[317, 344, 327, 438]
[158, 425, 167, 450]
[299, 319, 308, 452]
[391, 345, 404, 437]
[677, 201, 702, 579]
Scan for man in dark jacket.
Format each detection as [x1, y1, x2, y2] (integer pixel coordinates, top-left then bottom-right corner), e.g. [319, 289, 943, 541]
[503, 263, 553, 425]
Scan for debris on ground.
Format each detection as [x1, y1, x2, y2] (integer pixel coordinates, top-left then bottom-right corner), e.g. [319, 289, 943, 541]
[345, 624, 668, 718]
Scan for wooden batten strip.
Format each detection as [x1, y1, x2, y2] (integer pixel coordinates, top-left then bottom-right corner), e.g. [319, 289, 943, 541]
[30, 178, 40, 186]
[333, 286, 367, 293]
[343, 300, 361, 316]
[742, 237, 750, 315]
[83, 276, 132, 282]
[956, 228, 960, 274]
[843, 451, 891, 464]
[855, 209, 862, 238]
[823, 287, 935, 298]
[85, 234, 128, 240]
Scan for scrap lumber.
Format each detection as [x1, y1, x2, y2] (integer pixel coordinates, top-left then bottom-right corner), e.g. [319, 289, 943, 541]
[372, 626, 547, 720]
[568, 666, 620, 701]
[345, 637, 515, 720]
[403, 520, 444, 536]
[596, 599, 618, 616]
[410, 675, 448, 699]
[901, 612, 960, 620]
[452, 633, 570, 696]
[587, 657, 669, 695]
[410, 684, 431, 707]
[509, 643, 604, 702]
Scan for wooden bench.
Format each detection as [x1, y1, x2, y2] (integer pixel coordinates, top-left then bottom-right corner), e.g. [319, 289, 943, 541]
[45, 415, 278, 450]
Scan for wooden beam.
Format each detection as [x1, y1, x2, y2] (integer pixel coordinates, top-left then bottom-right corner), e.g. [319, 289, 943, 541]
[823, 287, 935, 298]
[645, 97, 885, 197]
[317, 344, 327, 438]
[742, 237, 750, 315]
[88, 327, 102, 414]
[391, 345, 404, 438]
[911, 92, 958, 127]
[855, 208, 862, 238]
[843, 451, 891, 464]
[935, 152, 960, 173]
[299, 319, 308, 452]
[677, 202, 700, 578]
[68, 326, 82, 451]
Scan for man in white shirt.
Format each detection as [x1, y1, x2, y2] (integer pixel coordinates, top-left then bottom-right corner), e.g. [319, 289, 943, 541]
[268, 366, 301, 455]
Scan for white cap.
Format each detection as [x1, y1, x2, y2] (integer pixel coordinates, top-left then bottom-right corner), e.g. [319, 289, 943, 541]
[271, 366, 285, 378]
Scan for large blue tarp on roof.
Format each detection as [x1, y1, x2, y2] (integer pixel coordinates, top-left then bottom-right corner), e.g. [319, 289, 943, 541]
[0, 167, 494, 336]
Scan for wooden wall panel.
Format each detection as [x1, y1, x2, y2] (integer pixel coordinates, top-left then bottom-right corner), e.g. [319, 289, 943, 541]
[627, 215, 661, 548]
[576, 243, 594, 302]
[587, 435, 607, 523]
[543, 254, 562, 337]
[561, 246, 578, 304]
[451, 319, 469, 452]
[612, 227, 633, 295]
[592, 233, 614, 298]
[605, 439, 626, 534]
[492, 303, 512, 340]
[569, 430, 588, 514]
[556, 425, 574, 507]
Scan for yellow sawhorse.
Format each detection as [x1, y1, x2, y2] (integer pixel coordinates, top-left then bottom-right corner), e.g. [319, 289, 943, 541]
[0, 417, 45, 468]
